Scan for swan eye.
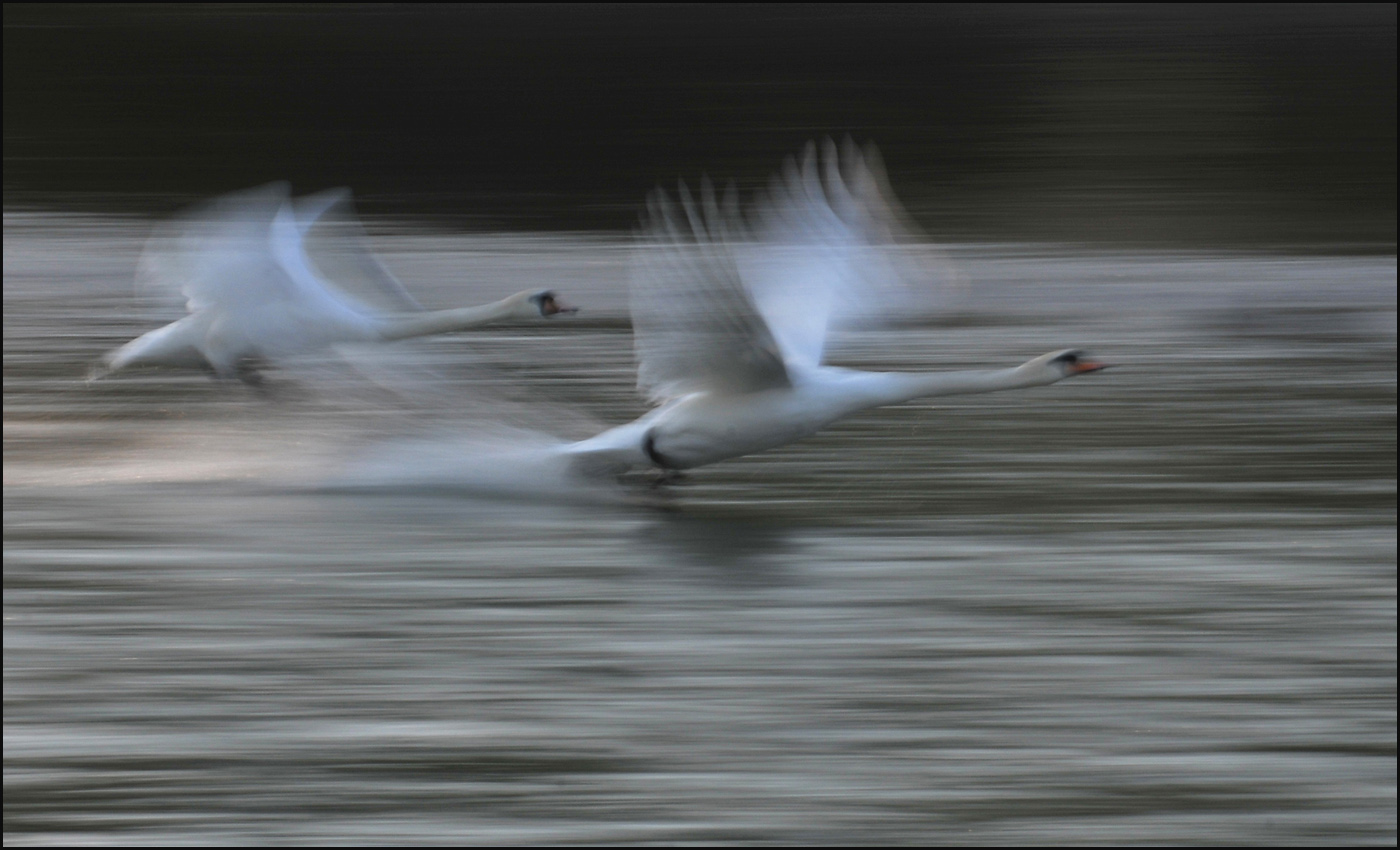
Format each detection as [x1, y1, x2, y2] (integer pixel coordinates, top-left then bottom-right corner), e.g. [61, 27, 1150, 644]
[1052, 351, 1079, 366]
[529, 292, 558, 315]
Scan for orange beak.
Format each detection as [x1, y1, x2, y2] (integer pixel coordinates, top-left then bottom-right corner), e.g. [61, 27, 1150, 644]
[1071, 359, 1110, 374]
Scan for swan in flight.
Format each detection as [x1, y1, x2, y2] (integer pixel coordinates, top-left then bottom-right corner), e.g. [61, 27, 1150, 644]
[96, 183, 575, 384]
[563, 140, 1107, 478]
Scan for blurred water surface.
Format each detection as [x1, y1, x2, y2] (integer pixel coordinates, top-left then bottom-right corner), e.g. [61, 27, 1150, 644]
[4, 214, 1396, 844]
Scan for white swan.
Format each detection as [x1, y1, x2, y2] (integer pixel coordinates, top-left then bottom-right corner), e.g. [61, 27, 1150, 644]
[97, 183, 575, 384]
[563, 140, 1107, 477]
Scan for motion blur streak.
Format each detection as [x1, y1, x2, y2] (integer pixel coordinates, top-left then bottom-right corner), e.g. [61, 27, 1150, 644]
[4, 215, 1395, 844]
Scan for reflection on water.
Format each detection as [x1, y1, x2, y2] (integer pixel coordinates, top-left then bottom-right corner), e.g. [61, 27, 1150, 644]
[4, 214, 1396, 844]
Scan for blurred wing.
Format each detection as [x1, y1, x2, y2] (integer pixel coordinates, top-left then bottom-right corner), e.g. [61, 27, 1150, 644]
[293, 188, 426, 315]
[631, 183, 790, 402]
[136, 182, 297, 314]
[742, 143, 847, 370]
[267, 201, 387, 327]
[745, 138, 940, 369]
[833, 140, 954, 320]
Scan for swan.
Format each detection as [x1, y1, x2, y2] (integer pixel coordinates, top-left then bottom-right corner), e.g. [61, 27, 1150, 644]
[563, 140, 1107, 478]
[96, 183, 575, 384]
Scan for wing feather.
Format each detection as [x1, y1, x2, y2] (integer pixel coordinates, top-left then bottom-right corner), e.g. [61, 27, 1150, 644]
[744, 138, 941, 369]
[294, 188, 426, 315]
[631, 183, 790, 402]
[135, 182, 296, 315]
[138, 184, 424, 322]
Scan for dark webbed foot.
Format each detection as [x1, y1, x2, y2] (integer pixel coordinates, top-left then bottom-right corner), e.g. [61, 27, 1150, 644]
[211, 357, 277, 398]
[650, 468, 688, 488]
[236, 363, 266, 388]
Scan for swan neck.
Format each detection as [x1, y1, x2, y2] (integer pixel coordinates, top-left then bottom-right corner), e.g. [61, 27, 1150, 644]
[377, 300, 515, 340]
[846, 366, 1042, 411]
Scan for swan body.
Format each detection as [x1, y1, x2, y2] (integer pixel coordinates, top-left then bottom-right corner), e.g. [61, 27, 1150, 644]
[99, 184, 574, 382]
[564, 140, 1106, 477]
[569, 351, 1103, 473]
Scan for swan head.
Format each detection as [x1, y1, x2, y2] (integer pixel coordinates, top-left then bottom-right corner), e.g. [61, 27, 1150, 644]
[1020, 349, 1110, 384]
[524, 290, 578, 319]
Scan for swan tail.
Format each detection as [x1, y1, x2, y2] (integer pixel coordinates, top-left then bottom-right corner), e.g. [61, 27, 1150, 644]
[555, 422, 652, 480]
[103, 316, 213, 374]
[553, 445, 634, 481]
[86, 359, 111, 384]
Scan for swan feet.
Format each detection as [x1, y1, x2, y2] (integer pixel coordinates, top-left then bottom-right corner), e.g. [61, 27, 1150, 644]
[208, 356, 279, 398]
[234, 360, 266, 388]
[649, 468, 688, 489]
[614, 467, 689, 492]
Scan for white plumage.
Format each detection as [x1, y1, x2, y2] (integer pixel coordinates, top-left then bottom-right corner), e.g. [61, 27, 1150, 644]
[565, 140, 1107, 476]
[99, 183, 573, 384]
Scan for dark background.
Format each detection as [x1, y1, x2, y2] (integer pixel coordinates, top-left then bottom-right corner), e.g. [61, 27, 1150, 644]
[4, 4, 1395, 244]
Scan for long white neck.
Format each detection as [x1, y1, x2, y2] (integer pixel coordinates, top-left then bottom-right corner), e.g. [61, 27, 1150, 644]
[376, 297, 525, 341]
[826, 364, 1055, 417]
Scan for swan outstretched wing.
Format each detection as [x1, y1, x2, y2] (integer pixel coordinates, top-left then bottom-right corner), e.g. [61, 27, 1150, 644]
[631, 182, 790, 402]
[266, 201, 395, 330]
[135, 182, 297, 315]
[137, 184, 417, 324]
[745, 139, 935, 370]
[293, 188, 426, 315]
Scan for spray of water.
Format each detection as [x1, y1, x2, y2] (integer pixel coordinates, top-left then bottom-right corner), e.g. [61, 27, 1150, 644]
[328, 426, 630, 505]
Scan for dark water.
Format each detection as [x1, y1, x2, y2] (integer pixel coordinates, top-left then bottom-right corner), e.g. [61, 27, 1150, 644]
[4, 214, 1395, 844]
